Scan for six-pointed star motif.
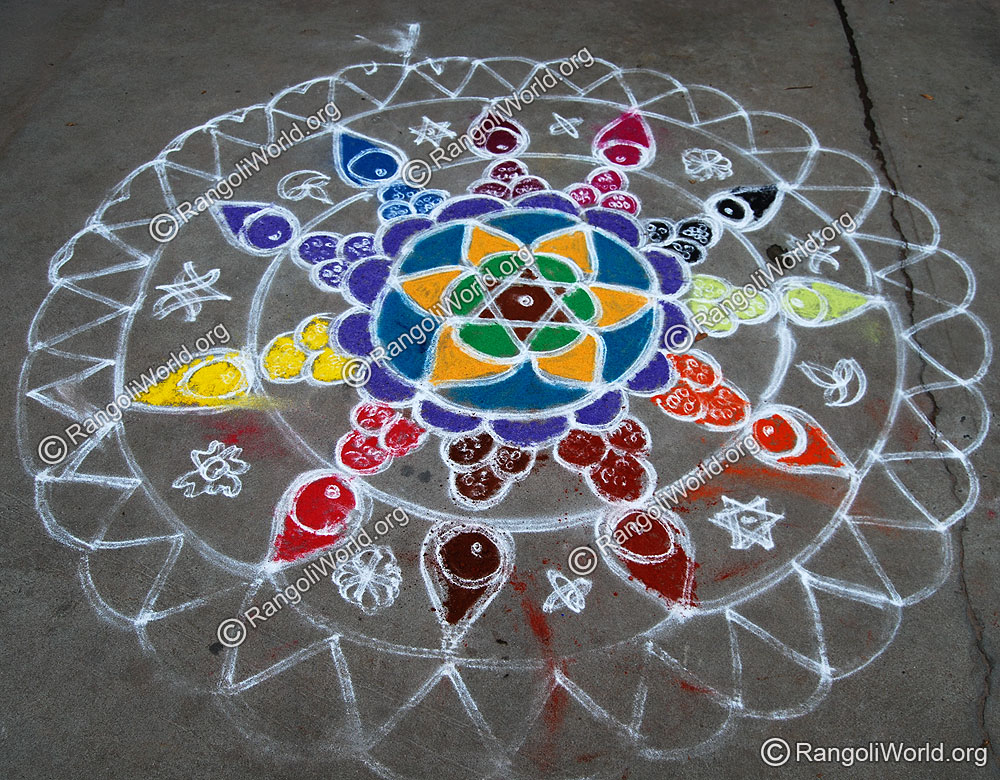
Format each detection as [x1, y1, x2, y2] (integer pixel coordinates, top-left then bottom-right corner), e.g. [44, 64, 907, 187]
[707, 495, 784, 550]
[409, 115, 456, 147]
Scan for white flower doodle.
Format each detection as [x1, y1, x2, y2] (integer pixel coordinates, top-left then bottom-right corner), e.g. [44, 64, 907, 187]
[681, 147, 734, 181]
[171, 440, 250, 498]
[332, 546, 403, 615]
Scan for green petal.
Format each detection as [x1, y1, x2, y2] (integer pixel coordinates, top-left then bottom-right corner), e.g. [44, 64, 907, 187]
[534, 254, 578, 283]
[813, 281, 869, 320]
[458, 322, 519, 358]
[528, 325, 580, 353]
[446, 275, 485, 316]
[563, 287, 596, 322]
[686, 299, 735, 333]
[734, 291, 771, 320]
[782, 287, 825, 322]
[480, 252, 529, 281]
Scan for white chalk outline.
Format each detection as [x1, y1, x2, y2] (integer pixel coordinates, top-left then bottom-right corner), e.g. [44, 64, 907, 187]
[16, 38, 991, 774]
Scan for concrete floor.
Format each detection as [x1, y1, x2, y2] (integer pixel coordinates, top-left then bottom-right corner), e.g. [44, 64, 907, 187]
[2, 1, 999, 778]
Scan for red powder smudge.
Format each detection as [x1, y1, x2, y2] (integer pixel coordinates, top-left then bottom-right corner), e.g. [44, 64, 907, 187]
[543, 678, 568, 730]
[522, 597, 552, 647]
[713, 558, 765, 583]
[531, 680, 569, 769]
[863, 397, 890, 429]
[675, 678, 712, 696]
[672, 463, 847, 512]
[509, 570, 528, 594]
[201, 414, 288, 458]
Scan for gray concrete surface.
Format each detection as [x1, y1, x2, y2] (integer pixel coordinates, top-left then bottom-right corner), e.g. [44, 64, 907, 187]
[2, 1, 998, 778]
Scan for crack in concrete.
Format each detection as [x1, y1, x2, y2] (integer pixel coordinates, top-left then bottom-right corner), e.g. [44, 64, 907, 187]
[833, 0, 995, 761]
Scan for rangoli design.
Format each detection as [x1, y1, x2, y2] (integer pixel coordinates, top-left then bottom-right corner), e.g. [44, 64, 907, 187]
[18, 41, 991, 779]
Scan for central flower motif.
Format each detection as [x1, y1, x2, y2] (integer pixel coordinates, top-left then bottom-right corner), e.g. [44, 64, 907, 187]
[372, 209, 662, 416]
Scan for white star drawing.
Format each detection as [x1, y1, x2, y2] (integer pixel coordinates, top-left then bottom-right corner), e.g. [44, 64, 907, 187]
[409, 116, 455, 147]
[706, 495, 784, 551]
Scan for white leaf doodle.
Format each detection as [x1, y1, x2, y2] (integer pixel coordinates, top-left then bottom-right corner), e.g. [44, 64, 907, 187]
[797, 358, 867, 407]
[171, 440, 250, 498]
[277, 170, 334, 206]
[333, 546, 402, 615]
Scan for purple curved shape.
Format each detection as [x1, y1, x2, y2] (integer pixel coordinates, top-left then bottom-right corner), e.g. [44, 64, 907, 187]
[585, 209, 641, 247]
[419, 400, 482, 433]
[574, 390, 625, 427]
[435, 196, 508, 223]
[627, 351, 675, 393]
[659, 300, 696, 351]
[660, 300, 689, 332]
[336, 311, 374, 356]
[364, 362, 416, 403]
[346, 257, 391, 305]
[644, 249, 686, 296]
[515, 191, 581, 216]
[380, 217, 434, 257]
[491, 416, 568, 447]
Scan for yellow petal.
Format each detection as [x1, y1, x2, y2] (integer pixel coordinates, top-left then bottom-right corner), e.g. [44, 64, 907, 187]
[134, 351, 252, 408]
[466, 226, 521, 266]
[296, 315, 331, 351]
[400, 268, 464, 311]
[429, 326, 511, 385]
[262, 335, 308, 381]
[311, 349, 351, 383]
[590, 285, 649, 327]
[533, 230, 591, 273]
[535, 333, 598, 382]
